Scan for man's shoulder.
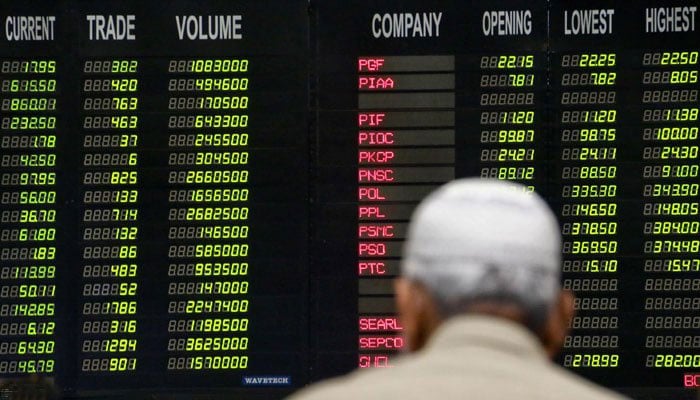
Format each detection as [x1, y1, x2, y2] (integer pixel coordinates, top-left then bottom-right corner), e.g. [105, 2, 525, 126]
[537, 362, 628, 400]
[287, 368, 400, 400]
[288, 359, 629, 400]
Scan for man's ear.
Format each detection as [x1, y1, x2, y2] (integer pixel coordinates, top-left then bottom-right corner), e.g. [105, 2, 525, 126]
[539, 290, 575, 358]
[395, 277, 442, 352]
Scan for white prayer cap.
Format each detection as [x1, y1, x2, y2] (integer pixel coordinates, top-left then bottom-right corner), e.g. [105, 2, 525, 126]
[401, 178, 562, 319]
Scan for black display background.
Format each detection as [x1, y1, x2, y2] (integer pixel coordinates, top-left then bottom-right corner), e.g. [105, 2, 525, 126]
[1, 0, 309, 398]
[315, 1, 699, 399]
[1, 0, 699, 399]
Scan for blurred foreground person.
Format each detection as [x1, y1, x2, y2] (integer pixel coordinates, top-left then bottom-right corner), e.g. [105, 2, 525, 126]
[290, 179, 627, 400]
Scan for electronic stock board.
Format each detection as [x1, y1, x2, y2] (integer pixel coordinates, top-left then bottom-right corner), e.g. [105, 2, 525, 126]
[1, 0, 699, 398]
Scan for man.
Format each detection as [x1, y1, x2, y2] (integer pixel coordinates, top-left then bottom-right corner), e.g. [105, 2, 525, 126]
[290, 179, 627, 400]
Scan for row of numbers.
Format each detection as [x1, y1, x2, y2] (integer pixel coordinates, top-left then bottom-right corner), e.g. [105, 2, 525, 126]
[79, 59, 140, 373]
[166, 59, 252, 367]
[0, 58, 59, 375]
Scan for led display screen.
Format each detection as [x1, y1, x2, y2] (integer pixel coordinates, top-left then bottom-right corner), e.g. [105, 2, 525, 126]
[1, 0, 699, 398]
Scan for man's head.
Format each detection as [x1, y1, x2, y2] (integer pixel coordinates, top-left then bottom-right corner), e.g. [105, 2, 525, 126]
[395, 178, 574, 357]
